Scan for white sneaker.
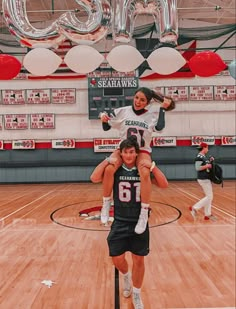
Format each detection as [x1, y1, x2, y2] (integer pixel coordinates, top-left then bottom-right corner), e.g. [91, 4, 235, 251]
[132, 292, 144, 309]
[123, 272, 132, 298]
[135, 209, 148, 234]
[100, 204, 110, 224]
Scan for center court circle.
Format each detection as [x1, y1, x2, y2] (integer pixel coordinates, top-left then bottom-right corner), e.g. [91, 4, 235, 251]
[50, 201, 182, 231]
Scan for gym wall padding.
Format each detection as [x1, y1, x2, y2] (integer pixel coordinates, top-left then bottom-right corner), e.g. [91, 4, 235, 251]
[0, 145, 235, 183]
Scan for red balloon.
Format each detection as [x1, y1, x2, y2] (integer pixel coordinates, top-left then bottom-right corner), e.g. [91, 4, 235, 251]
[189, 51, 227, 77]
[0, 54, 22, 80]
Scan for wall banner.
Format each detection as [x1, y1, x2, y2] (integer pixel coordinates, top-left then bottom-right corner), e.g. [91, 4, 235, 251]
[2, 89, 26, 105]
[165, 86, 189, 101]
[26, 89, 50, 104]
[51, 88, 76, 104]
[214, 85, 236, 101]
[94, 138, 120, 152]
[52, 139, 75, 149]
[152, 137, 177, 147]
[221, 136, 236, 146]
[12, 140, 35, 150]
[191, 136, 215, 146]
[4, 114, 28, 130]
[189, 86, 214, 101]
[30, 114, 55, 129]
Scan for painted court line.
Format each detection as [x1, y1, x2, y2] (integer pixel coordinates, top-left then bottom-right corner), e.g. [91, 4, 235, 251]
[0, 190, 55, 221]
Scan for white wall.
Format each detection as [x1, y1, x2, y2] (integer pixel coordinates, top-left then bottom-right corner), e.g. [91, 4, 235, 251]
[0, 73, 235, 141]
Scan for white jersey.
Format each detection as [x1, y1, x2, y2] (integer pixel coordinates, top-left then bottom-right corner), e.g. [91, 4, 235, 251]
[108, 106, 159, 153]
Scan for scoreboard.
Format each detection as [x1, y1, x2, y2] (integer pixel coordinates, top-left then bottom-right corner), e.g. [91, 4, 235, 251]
[88, 70, 139, 119]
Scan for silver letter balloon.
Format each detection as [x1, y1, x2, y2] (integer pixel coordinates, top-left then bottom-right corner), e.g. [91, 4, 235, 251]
[2, 0, 178, 49]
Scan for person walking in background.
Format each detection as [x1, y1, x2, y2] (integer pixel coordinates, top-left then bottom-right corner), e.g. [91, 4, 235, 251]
[98, 87, 175, 234]
[91, 136, 168, 309]
[189, 142, 217, 221]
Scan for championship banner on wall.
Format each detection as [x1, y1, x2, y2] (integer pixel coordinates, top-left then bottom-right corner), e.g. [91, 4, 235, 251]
[51, 88, 76, 104]
[26, 89, 50, 104]
[0, 115, 2, 130]
[191, 136, 215, 146]
[2, 89, 26, 105]
[0, 141, 3, 150]
[52, 139, 75, 149]
[189, 86, 214, 101]
[164, 86, 189, 101]
[12, 140, 35, 150]
[30, 114, 55, 129]
[152, 137, 177, 147]
[4, 114, 28, 130]
[94, 138, 120, 152]
[221, 136, 236, 146]
[214, 85, 236, 101]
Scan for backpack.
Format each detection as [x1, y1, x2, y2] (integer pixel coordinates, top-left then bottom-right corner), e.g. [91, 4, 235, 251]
[210, 162, 223, 186]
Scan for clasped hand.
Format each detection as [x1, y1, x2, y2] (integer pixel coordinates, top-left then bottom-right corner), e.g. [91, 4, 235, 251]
[99, 112, 110, 122]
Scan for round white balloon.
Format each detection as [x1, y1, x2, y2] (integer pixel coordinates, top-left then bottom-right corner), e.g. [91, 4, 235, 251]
[107, 45, 144, 72]
[147, 47, 186, 75]
[23, 48, 62, 76]
[64, 45, 104, 74]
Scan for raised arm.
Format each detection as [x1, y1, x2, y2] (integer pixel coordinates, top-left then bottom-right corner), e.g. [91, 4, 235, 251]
[155, 107, 166, 131]
[139, 159, 168, 188]
[151, 164, 168, 188]
[90, 156, 118, 183]
[99, 112, 111, 131]
[90, 158, 110, 183]
[154, 95, 175, 131]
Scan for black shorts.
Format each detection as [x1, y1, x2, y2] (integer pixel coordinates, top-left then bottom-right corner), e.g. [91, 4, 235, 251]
[107, 220, 150, 257]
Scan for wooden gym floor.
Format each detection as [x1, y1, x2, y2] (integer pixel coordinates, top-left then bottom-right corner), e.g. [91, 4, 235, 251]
[0, 180, 235, 309]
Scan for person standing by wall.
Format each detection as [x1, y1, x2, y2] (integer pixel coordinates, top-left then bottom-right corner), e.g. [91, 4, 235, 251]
[91, 136, 168, 309]
[189, 142, 217, 221]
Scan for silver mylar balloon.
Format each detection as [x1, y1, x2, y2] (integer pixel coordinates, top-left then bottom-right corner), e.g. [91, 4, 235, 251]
[2, 0, 65, 49]
[57, 0, 112, 45]
[112, 0, 133, 43]
[159, 0, 178, 45]
[112, 0, 178, 45]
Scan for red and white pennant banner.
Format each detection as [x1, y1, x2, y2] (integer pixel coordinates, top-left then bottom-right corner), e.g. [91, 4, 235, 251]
[12, 140, 35, 149]
[52, 139, 75, 149]
[221, 136, 236, 146]
[152, 137, 176, 147]
[94, 138, 120, 152]
[191, 136, 215, 146]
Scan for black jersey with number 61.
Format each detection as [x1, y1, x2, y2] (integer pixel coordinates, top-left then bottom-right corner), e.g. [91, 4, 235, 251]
[113, 164, 141, 222]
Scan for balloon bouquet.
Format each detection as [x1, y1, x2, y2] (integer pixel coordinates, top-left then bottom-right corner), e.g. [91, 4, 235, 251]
[0, 0, 235, 78]
[2, 0, 178, 48]
[0, 0, 179, 77]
